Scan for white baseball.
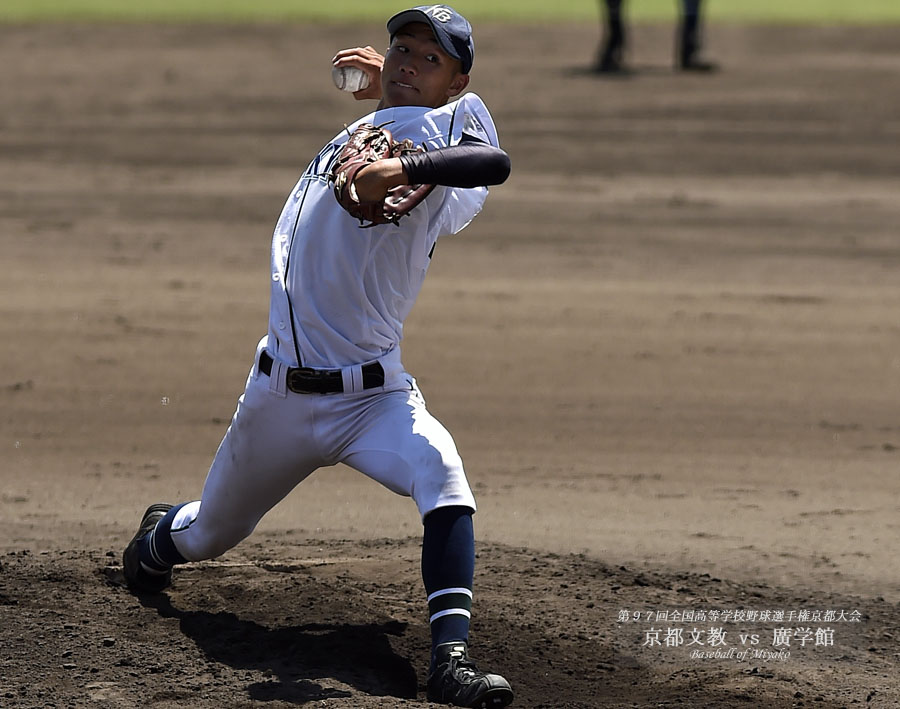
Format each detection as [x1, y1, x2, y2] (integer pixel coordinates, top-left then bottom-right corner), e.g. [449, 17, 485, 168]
[331, 65, 370, 93]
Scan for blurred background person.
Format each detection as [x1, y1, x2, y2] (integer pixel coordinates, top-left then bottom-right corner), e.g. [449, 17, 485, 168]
[596, 0, 718, 73]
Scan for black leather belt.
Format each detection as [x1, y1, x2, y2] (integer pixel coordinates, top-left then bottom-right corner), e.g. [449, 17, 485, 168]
[259, 351, 384, 394]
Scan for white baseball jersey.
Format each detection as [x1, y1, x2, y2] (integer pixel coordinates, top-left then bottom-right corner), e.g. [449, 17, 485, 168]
[267, 92, 499, 369]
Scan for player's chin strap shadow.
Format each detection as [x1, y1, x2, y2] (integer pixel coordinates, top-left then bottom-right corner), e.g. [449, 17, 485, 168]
[134, 590, 417, 701]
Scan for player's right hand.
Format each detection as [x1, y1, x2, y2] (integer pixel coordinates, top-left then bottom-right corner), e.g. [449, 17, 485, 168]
[332, 46, 384, 101]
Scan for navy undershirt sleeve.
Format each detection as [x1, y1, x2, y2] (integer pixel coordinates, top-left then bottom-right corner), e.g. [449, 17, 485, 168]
[398, 133, 511, 188]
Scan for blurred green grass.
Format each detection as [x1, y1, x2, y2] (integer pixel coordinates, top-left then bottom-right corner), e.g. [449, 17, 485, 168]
[2, 0, 900, 23]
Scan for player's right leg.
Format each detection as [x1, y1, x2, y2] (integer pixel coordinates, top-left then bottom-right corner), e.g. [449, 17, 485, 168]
[122, 503, 180, 593]
[123, 349, 323, 593]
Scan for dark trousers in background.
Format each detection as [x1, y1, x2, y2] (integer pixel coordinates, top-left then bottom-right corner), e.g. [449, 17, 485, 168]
[597, 0, 715, 72]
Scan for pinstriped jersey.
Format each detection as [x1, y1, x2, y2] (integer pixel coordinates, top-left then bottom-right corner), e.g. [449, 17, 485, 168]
[267, 93, 499, 369]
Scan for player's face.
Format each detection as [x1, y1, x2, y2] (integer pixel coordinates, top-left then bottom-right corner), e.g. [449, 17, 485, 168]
[379, 23, 470, 109]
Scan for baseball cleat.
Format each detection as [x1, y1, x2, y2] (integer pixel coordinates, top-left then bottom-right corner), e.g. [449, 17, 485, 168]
[122, 503, 173, 594]
[426, 642, 513, 708]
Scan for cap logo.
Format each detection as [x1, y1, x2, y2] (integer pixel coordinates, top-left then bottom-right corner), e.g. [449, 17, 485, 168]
[424, 5, 454, 23]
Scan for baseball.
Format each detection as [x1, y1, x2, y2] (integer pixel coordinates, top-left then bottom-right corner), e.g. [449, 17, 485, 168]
[332, 65, 370, 93]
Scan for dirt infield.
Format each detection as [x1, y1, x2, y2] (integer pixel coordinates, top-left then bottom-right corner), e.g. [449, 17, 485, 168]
[2, 20, 899, 708]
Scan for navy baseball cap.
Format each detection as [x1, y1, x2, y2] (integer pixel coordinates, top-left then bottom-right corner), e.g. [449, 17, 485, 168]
[387, 5, 475, 74]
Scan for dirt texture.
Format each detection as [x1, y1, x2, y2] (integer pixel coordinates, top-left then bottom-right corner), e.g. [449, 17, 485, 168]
[1, 20, 899, 709]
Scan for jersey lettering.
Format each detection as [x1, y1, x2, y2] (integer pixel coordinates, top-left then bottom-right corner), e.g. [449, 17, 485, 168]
[306, 141, 342, 181]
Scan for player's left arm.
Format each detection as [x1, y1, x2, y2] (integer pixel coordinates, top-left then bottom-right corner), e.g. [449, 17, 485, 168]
[353, 135, 510, 202]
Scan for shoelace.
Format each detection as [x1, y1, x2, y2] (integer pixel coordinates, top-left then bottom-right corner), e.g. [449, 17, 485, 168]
[452, 658, 480, 681]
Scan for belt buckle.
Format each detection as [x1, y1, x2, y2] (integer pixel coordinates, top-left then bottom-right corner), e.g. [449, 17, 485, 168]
[287, 366, 324, 394]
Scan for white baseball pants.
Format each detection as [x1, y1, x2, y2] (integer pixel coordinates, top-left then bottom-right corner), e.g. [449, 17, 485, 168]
[168, 338, 476, 562]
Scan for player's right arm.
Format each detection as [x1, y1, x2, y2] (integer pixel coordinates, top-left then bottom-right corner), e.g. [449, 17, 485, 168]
[332, 46, 385, 101]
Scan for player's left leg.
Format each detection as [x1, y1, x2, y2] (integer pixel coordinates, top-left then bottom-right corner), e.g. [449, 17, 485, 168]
[420, 506, 513, 707]
[337, 380, 513, 707]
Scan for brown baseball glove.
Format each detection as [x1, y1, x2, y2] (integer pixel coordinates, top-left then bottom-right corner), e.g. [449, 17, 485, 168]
[329, 122, 435, 228]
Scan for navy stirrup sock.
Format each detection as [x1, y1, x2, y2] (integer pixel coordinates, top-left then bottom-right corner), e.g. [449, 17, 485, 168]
[422, 505, 476, 669]
[138, 503, 189, 573]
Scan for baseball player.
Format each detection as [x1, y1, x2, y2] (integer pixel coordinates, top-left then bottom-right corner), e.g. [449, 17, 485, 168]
[122, 5, 513, 708]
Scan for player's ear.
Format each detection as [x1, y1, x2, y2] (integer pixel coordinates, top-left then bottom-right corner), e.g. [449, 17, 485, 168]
[446, 73, 469, 99]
